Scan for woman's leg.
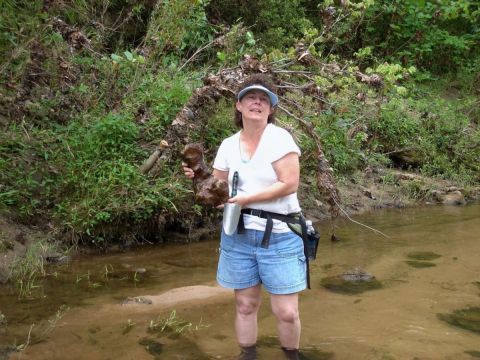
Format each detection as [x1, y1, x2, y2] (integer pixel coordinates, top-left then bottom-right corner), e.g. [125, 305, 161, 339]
[270, 292, 301, 349]
[234, 284, 262, 346]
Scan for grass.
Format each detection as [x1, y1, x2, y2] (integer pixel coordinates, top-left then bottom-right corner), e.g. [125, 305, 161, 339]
[13, 305, 69, 352]
[148, 310, 209, 337]
[9, 238, 60, 298]
[122, 319, 136, 335]
[0, 239, 14, 253]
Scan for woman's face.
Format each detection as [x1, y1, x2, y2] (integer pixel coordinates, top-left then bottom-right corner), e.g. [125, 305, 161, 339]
[236, 90, 273, 124]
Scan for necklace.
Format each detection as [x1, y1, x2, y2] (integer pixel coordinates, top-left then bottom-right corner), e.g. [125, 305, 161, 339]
[239, 127, 264, 163]
[239, 142, 251, 163]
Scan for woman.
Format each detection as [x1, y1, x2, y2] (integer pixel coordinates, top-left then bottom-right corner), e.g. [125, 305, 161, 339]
[183, 74, 306, 359]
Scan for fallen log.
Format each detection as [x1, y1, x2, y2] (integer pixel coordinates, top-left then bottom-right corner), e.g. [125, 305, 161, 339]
[140, 140, 169, 174]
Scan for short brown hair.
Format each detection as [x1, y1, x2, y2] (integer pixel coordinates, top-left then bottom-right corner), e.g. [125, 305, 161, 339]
[234, 74, 277, 128]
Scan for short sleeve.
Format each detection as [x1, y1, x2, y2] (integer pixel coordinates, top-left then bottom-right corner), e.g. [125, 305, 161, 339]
[265, 126, 301, 163]
[213, 139, 229, 171]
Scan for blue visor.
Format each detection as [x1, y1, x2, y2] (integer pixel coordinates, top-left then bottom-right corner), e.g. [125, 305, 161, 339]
[237, 85, 278, 107]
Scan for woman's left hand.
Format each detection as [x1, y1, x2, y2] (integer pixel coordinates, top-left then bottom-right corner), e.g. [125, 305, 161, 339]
[227, 195, 250, 207]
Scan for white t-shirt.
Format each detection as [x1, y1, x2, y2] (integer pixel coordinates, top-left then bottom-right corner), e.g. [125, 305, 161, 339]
[213, 123, 301, 232]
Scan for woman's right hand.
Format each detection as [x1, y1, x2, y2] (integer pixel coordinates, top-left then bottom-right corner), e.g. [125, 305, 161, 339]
[182, 162, 195, 179]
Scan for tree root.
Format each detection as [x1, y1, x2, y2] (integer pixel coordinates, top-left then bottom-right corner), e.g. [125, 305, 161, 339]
[140, 52, 388, 225]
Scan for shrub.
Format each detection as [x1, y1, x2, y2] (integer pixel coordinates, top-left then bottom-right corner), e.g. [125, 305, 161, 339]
[207, 0, 311, 49]
[145, 0, 214, 66]
[313, 0, 480, 74]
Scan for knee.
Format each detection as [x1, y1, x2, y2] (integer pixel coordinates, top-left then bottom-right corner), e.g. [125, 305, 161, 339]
[273, 306, 299, 324]
[236, 298, 260, 318]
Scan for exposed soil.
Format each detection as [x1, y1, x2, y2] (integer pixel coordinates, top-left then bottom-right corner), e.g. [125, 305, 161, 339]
[300, 168, 479, 222]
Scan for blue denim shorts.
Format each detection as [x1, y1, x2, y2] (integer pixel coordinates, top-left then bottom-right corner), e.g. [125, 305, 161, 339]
[217, 228, 307, 295]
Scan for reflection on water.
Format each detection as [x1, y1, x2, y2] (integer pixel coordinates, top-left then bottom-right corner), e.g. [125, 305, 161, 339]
[1, 204, 479, 359]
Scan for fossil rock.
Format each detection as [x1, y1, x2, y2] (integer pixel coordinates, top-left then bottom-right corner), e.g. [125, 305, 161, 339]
[181, 144, 229, 206]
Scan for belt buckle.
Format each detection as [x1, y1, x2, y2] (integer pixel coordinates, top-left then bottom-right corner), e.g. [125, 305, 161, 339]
[250, 209, 262, 217]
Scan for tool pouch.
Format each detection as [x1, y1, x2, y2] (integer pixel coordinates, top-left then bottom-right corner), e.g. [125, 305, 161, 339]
[286, 215, 320, 260]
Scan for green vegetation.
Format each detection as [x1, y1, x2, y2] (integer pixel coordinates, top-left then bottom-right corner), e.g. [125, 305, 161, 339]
[465, 350, 480, 358]
[0, 0, 479, 287]
[438, 306, 480, 334]
[406, 251, 442, 261]
[148, 310, 209, 337]
[8, 238, 60, 298]
[208, 0, 480, 74]
[405, 260, 436, 268]
[320, 275, 383, 294]
[12, 305, 69, 352]
[405, 251, 442, 268]
[0, 239, 13, 252]
[122, 319, 136, 335]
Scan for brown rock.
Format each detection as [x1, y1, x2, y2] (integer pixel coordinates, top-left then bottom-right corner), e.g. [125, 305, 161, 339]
[395, 172, 422, 181]
[446, 186, 462, 193]
[442, 190, 466, 205]
[181, 144, 229, 206]
[432, 189, 466, 205]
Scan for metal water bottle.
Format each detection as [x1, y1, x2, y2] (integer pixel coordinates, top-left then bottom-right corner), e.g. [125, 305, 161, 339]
[222, 171, 242, 235]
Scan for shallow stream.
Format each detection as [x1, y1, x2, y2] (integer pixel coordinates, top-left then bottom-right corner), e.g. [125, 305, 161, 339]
[1, 204, 479, 359]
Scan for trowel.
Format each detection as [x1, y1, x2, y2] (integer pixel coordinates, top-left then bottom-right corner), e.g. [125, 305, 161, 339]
[222, 171, 241, 236]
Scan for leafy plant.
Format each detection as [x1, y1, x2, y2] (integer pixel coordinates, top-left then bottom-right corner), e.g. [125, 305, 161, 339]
[207, 0, 311, 50]
[144, 0, 214, 65]
[215, 25, 259, 66]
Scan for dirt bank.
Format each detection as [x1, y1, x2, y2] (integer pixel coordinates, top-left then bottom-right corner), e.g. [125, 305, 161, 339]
[300, 168, 479, 222]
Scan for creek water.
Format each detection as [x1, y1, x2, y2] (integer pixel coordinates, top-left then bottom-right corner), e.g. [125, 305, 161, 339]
[0, 204, 479, 360]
